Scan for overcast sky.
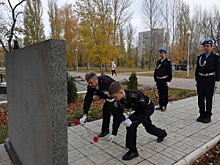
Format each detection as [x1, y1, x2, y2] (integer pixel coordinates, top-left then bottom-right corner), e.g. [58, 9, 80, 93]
[130, 0, 220, 36]
[8, 0, 220, 38]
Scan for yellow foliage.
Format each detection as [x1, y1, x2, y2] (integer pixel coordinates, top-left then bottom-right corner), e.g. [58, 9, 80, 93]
[171, 36, 188, 65]
[58, 4, 79, 67]
[127, 60, 134, 68]
[75, 0, 121, 68]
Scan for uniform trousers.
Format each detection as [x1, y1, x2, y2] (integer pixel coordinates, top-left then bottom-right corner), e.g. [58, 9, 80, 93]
[102, 101, 124, 134]
[156, 79, 168, 107]
[197, 76, 215, 117]
[126, 103, 164, 152]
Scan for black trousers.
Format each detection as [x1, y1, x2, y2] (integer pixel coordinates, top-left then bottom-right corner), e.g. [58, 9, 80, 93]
[102, 101, 124, 135]
[197, 76, 215, 117]
[126, 103, 164, 152]
[112, 70, 117, 76]
[156, 79, 168, 107]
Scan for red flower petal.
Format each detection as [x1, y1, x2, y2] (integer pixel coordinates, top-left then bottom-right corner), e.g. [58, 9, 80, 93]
[93, 136, 99, 142]
[74, 119, 79, 125]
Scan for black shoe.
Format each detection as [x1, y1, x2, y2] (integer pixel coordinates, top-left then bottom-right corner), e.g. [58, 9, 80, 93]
[201, 115, 211, 123]
[155, 106, 162, 110]
[98, 131, 109, 137]
[122, 150, 139, 160]
[196, 114, 204, 122]
[157, 130, 167, 142]
[161, 106, 166, 112]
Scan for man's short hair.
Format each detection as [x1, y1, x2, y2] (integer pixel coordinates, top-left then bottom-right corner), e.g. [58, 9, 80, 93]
[85, 71, 97, 81]
[109, 82, 124, 95]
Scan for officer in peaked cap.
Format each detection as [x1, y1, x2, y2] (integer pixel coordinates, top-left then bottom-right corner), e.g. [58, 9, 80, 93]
[79, 71, 125, 140]
[154, 49, 172, 112]
[195, 40, 219, 123]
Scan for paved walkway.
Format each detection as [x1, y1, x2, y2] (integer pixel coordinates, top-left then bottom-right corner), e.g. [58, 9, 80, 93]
[66, 94, 220, 165]
[0, 72, 220, 164]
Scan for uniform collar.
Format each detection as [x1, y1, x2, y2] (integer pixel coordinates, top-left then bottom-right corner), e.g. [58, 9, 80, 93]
[160, 58, 167, 63]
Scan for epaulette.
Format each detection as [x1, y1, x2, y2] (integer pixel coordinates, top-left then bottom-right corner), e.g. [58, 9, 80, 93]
[129, 92, 138, 99]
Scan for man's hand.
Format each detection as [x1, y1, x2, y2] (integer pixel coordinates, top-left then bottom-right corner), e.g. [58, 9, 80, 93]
[108, 135, 115, 142]
[154, 82, 157, 86]
[124, 118, 132, 127]
[80, 115, 87, 124]
[166, 82, 170, 87]
[106, 98, 114, 102]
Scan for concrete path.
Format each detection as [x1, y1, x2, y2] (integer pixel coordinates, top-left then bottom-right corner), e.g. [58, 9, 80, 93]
[0, 72, 220, 164]
[66, 94, 220, 165]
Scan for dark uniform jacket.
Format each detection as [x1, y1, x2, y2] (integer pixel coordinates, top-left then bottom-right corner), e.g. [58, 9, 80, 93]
[154, 58, 172, 82]
[195, 52, 219, 81]
[83, 75, 115, 114]
[118, 90, 154, 123]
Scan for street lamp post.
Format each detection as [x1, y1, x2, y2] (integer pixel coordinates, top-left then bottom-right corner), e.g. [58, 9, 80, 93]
[186, 30, 191, 78]
[75, 48, 78, 71]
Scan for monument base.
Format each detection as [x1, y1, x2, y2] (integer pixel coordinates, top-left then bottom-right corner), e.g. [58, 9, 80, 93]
[4, 139, 22, 165]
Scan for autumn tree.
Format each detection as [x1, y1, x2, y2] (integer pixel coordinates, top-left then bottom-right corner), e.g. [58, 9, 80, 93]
[75, 0, 114, 70]
[117, 27, 126, 66]
[59, 4, 79, 69]
[48, 0, 61, 39]
[75, 0, 133, 70]
[111, 0, 133, 59]
[23, 0, 45, 46]
[190, 4, 203, 68]
[0, 0, 26, 53]
[171, 36, 187, 65]
[203, 5, 220, 52]
[142, 0, 163, 69]
[126, 22, 135, 67]
[174, 0, 191, 60]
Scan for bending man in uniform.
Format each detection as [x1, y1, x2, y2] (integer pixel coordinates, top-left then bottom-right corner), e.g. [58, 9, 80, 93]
[195, 40, 219, 123]
[80, 72, 125, 140]
[109, 82, 167, 161]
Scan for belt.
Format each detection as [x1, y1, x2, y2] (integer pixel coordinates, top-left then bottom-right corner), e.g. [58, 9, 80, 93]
[157, 75, 168, 79]
[199, 72, 215, 76]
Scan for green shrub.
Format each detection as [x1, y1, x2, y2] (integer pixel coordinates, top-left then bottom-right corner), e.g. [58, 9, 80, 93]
[127, 72, 138, 89]
[67, 77, 78, 103]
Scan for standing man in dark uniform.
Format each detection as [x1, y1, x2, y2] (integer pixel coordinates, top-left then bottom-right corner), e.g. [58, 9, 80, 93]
[109, 82, 167, 161]
[154, 49, 172, 111]
[80, 71, 125, 139]
[195, 40, 219, 123]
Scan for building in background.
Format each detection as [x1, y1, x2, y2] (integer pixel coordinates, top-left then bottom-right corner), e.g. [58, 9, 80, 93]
[138, 28, 170, 67]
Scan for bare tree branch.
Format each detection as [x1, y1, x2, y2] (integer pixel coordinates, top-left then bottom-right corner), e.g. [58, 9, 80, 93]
[0, 39, 8, 53]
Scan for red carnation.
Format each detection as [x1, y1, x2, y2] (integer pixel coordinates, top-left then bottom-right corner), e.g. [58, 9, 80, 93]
[74, 119, 79, 125]
[93, 136, 99, 142]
